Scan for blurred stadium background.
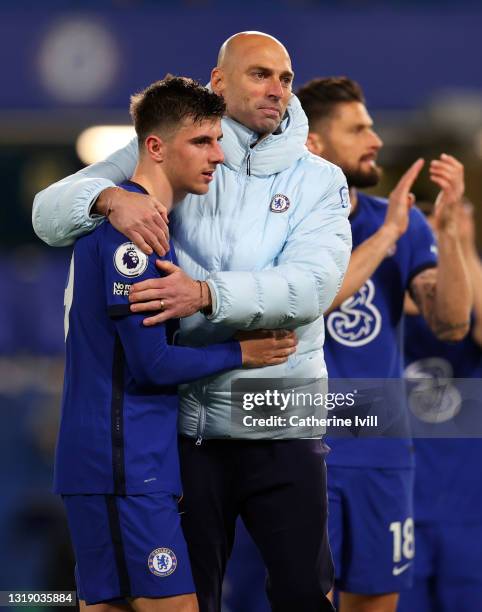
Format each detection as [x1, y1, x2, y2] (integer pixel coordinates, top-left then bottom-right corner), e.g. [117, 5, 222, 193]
[1, 1, 482, 609]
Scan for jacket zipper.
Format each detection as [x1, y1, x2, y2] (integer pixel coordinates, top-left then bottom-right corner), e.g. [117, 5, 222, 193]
[221, 149, 251, 271]
[197, 147, 252, 441]
[195, 387, 207, 445]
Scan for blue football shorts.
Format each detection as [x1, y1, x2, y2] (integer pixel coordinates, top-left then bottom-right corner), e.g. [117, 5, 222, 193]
[62, 492, 195, 605]
[328, 465, 414, 594]
[398, 521, 482, 612]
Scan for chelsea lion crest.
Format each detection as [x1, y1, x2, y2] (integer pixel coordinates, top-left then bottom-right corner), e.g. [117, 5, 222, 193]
[148, 547, 178, 577]
[114, 242, 148, 278]
[270, 193, 290, 213]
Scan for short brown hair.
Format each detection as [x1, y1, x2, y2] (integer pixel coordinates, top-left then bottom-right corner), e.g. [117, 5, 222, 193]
[130, 75, 226, 145]
[297, 77, 365, 129]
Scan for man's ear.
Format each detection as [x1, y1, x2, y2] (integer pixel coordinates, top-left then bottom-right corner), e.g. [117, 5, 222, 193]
[145, 134, 165, 162]
[306, 131, 324, 156]
[210, 67, 225, 96]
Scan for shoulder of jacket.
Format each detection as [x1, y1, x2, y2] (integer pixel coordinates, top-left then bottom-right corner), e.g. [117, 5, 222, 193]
[294, 152, 345, 182]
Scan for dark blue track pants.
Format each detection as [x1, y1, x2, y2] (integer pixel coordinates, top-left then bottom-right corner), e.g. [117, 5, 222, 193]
[179, 436, 335, 612]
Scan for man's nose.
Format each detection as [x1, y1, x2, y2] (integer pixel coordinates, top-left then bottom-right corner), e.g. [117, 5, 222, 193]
[266, 77, 284, 99]
[210, 142, 224, 164]
[370, 130, 383, 149]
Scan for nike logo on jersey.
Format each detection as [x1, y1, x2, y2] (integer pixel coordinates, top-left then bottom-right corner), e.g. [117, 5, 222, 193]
[392, 562, 411, 576]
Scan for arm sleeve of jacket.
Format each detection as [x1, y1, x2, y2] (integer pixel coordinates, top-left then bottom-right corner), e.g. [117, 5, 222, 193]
[206, 166, 352, 328]
[32, 138, 139, 247]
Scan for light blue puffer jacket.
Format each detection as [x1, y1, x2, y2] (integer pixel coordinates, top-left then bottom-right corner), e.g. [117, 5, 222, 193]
[32, 95, 351, 440]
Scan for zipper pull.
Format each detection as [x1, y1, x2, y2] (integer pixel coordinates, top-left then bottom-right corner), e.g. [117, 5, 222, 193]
[246, 152, 251, 176]
[195, 436, 203, 446]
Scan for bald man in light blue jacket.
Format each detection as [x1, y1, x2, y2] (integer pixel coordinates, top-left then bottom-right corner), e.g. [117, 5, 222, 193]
[33, 32, 351, 612]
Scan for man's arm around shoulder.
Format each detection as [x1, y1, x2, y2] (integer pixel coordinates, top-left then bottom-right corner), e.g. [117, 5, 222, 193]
[32, 138, 138, 246]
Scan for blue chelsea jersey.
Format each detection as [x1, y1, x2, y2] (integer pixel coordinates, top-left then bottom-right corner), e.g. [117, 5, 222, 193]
[54, 181, 241, 495]
[405, 313, 482, 522]
[325, 192, 437, 468]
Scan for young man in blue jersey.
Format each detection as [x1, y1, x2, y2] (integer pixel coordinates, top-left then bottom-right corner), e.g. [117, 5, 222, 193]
[297, 77, 471, 612]
[399, 200, 482, 612]
[57, 76, 299, 612]
[34, 33, 351, 612]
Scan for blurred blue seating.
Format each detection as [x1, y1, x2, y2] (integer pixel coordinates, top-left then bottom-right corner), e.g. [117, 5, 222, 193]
[0, 247, 71, 356]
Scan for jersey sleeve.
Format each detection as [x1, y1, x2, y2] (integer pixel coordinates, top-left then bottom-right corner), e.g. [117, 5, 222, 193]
[100, 225, 242, 387]
[406, 206, 438, 287]
[102, 222, 158, 318]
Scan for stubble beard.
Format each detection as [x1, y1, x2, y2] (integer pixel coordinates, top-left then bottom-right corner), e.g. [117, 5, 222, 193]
[344, 164, 382, 189]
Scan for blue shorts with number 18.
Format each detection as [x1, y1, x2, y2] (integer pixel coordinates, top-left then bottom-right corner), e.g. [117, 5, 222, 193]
[328, 466, 414, 594]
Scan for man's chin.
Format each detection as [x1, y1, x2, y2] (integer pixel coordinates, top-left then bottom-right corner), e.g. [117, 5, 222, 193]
[190, 185, 210, 196]
[345, 167, 381, 189]
[250, 117, 281, 137]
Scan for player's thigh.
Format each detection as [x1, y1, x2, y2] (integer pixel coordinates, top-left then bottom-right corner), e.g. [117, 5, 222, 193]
[329, 466, 415, 595]
[79, 601, 131, 612]
[119, 493, 195, 597]
[397, 578, 436, 612]
[63, 494, 128, 605]
[63, 493, 194, 605]
[338, 592, 399, 612]
[397, 522, 436, 612]
[129, 594, 198, 612]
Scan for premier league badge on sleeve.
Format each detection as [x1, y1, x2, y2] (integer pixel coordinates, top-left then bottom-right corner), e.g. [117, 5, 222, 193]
[339, 186, 350, 208]
[270, 193, 290, 213]
[148, 547, 178, 577]
[114, 242, 148, 278]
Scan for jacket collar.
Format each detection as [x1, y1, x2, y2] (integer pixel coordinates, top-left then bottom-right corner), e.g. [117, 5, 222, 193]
[220, 94, 309, 177]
